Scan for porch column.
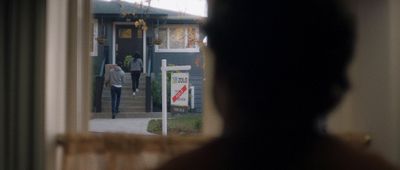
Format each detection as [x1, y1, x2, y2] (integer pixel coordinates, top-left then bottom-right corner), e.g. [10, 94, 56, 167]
[143, 29, 147, 74]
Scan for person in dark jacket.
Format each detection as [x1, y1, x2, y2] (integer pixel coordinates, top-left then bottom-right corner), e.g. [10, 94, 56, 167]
[157, 0, 399, 169]
[130, 52, 143, 96]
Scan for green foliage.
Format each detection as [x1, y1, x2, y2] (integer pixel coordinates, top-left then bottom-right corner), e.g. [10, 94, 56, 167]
[151, 77, 162, 110]
[147, 114, 202, 136]
[194, 118, 202, 130]
[123, 55, 133, 72]
[147, 119, 162, 133]
[151, 71, 173, 111]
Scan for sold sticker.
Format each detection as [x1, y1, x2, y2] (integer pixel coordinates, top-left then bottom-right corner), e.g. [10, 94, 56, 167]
[172, 85, 187, 102]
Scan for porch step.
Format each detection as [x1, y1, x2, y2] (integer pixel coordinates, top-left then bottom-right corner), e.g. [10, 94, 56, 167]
[102, 106, 145, 112]
[91, 112, 167, 119]
[101, 99, 145, 105]
[119, 81, 146, 86]
[102, 91, 146, 97]
[102, 108, 146, 113]
[102, 92, 146, 97]
[95, 72, 147, 116]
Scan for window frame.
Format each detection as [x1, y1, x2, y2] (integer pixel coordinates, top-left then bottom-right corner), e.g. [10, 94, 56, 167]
[155, 24, 200, 53]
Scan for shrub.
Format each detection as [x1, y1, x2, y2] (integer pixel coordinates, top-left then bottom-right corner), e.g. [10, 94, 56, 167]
[122, 55, 133, 72]
[151, 77, 162, 111]
[147, 119, 162, 133]
[151, 72, 173, 112]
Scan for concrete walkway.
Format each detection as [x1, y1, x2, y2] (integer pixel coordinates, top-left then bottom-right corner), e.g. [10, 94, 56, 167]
[89, 118, 156, 135]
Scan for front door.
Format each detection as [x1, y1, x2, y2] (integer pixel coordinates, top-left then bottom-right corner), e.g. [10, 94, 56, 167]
[115, 24, 143, 71]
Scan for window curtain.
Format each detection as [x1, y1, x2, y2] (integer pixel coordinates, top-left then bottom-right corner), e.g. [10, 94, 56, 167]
[0, 0, 46, 170]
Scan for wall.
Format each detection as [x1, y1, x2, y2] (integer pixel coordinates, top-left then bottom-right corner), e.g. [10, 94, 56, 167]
[92, 16, 115, 64]
[201, 45, 223, 136]
[328, 0, 400, 164]
[149, 20, 205, 112]
[96, 18, 114, 63]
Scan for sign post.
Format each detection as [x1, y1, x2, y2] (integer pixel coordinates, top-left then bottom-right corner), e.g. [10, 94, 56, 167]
[190, 86, 195, 110]
[161, 59, 191, 136]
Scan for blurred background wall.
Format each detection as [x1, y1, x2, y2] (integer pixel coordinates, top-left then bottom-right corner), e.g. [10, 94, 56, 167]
[329, 0, 400, 164]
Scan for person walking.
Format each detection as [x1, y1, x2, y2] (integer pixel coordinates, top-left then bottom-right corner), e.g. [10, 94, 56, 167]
[130, 52, 143, 95]
[109, 63, 125, 119]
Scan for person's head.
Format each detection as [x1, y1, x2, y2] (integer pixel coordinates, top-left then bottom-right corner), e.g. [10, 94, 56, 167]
[134, 51, 141, 58]
[205, 0, 355, 133]
[117, 61, 123, 67]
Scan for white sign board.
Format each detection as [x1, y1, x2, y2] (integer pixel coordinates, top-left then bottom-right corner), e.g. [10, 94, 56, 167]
[171, 73, 189, 106]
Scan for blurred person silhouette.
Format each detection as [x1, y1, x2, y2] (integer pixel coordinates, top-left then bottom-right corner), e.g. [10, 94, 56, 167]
[109, 62, 125, 119]
[157, 0, 399, 169]
[130, 51, 143, 95]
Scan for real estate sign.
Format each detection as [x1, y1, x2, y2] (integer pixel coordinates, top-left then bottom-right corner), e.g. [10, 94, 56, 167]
[171, 72, 189, 107]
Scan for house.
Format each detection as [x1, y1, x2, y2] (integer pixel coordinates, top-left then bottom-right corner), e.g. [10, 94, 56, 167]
[91, 0, 206, 113]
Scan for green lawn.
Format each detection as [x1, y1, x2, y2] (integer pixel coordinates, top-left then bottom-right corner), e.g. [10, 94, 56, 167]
[147, 114, 202, 136]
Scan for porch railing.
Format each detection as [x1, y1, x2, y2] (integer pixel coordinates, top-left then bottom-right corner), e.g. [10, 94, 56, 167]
[145, 43, 153, 112]
[93, 46, 109, 112]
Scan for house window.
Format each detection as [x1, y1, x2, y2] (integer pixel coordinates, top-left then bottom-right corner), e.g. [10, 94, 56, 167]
[90, 19, 98, 56]
[155, 25, 200, 53]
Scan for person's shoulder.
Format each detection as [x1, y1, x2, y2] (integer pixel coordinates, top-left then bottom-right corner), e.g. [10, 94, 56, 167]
[118, 68, 125, 74]
[310, 135, 399, 170]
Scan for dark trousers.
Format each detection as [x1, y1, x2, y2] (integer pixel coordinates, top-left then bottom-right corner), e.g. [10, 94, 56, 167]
[131, 71, 141, 92]
[111, 86, 121, 114]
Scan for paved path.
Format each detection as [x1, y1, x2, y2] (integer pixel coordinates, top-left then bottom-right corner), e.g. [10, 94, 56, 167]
[89, 118, 155, 135]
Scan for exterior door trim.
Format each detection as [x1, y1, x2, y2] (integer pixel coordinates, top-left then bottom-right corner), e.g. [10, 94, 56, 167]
[112, 22, 147, 73]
